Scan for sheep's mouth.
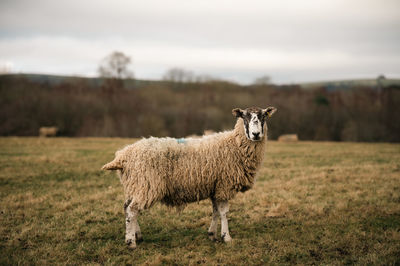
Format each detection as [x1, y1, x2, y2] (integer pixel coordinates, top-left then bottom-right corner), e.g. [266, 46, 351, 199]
[246, 134, 262, 141]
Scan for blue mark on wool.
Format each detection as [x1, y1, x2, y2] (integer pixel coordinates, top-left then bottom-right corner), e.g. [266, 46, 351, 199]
[176, 138, 187, 144]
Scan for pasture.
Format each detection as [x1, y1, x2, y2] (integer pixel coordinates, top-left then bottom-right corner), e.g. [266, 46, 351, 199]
[0, 137, 399, 265]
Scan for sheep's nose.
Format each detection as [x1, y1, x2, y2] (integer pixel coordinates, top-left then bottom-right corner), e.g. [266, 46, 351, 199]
[252, 132, 260, 139]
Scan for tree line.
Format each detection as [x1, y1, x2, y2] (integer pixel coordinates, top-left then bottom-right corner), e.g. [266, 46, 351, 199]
[0, 74, 399, 142]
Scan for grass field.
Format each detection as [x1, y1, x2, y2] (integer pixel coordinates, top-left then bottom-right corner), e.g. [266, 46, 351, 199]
[0, 137, 399, 265]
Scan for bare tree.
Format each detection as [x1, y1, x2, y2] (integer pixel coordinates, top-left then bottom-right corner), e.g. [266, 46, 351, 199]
[377, 74, 386, 92]
[195, 74, 218, 83]
[253, 75, 271, 85]
[163, 68, 194, 83]
[98, 51, 133, 80]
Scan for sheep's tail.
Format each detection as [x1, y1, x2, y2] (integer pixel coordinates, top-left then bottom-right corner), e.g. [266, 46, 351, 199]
[101, 159, 123, 170]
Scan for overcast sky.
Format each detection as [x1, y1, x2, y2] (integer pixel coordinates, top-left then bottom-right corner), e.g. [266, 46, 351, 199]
[0, 0, 399, 84]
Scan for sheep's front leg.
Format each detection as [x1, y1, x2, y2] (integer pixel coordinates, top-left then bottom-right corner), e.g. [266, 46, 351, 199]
[217, 200, 232, 243]
[124, 199, 139, 249]
[208, 199, 219, 241]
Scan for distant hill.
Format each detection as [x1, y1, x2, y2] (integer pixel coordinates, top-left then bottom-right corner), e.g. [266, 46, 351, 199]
[299, 77, 400, 90]
[0, 73, 164, 89]
[2, 73, 400, 90]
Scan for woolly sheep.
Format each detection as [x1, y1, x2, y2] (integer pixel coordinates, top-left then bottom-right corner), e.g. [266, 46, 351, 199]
[102, 106, 277, 249]
[278, 134, 299, 142]
[39, 127, 58, 137]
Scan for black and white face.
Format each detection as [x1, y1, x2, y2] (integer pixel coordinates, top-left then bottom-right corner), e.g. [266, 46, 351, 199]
[232, 106, 277, 141]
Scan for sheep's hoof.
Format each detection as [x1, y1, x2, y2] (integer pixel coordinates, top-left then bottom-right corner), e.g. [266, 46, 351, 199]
[126, 239, 137, 249]
[136, 233, 144, 243]
[221, 233, 232, 243]
[208, 231, 217, 241]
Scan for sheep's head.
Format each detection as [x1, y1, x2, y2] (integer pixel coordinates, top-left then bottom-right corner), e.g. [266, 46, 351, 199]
[232, 106, 277, 141]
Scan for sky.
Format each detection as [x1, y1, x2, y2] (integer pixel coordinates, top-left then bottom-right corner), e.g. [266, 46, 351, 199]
[0, 0, 399, 84]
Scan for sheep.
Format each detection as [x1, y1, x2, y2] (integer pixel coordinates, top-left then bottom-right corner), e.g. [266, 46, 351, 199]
[278, 134, 299, 142]
[39, 127, 58, 137]
[102, 106, 277, 249]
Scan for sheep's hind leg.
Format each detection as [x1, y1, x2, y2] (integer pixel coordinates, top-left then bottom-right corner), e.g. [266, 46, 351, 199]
[124, 199, 139, 249]
[208, 199, 219, 241]
[134, 218, 143, 242]
[217, 200, 232, 243]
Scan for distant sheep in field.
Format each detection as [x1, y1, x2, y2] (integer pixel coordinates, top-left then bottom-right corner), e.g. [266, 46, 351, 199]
[102, 106, 277, 249]
[278, 134, 298, 142]
[39, 127, 58, 137]
[186, 129, 215, 139]
[203, 129, 215, 135]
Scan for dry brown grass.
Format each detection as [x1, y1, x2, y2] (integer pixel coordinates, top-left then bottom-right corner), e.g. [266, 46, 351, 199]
[0, 138, 399, 265]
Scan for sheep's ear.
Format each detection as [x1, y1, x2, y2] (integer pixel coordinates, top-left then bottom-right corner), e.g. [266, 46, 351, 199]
[232, 108, 244, 118]
[263, 107, 277, 118]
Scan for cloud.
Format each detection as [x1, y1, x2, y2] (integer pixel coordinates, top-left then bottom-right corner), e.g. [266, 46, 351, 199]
[0, 0, 399, 83]
[1, 35, 398, 83]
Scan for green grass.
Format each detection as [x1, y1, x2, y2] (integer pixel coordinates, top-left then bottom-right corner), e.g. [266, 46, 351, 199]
[0, 138, 399, 265]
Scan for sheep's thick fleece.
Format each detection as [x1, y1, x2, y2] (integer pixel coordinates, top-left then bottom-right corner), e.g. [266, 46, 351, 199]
[103, 118, 267, 210]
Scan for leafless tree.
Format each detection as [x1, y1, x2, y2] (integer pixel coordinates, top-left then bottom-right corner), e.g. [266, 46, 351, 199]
[195, 74, 218, 83]
[253, 75, 271, 85]
[163, 67, 194, 83]
[98, 51, 133, 80]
